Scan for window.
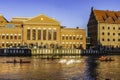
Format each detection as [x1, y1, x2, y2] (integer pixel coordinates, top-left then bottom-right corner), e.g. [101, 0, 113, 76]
[118, 33, 120, 36]
[53, 29, 57, 40]
[66, 36, 68, 40]
[73, 36, 76, 40]
[62, 36, 65, 40]
[102, 38, 104, 41]
[69, 36, 72, 40]
[2, 43, 4, 47]
[80, 35, 83, 40]
[32, 29, 36, 40]
[38, 29, 41, 40]
[108, 32, 110, 35]
[108, 26, 110, 30]
[77, 36, 79, 40]
[2, 36, 5, 39]
[10, 36, 13, 39]
[43, 29, 46, 40]
[113, 39, 115, 41]
[14, 35, 17, 39]
[102, 32, 104, 35]
[48, 29, 52, 40]
[102, 26, 104, 29]
[18, 35, 21, 39]
[80, 37, 83, 40]
[6, 35, 9, 39]
[118, 27, 120, 30]
[108, 39, 110, 41]
[27, 29, 30, 40]
[113, 33, 115, 36]
[118, 39, 120, 41]
[113, 27, 115, 30]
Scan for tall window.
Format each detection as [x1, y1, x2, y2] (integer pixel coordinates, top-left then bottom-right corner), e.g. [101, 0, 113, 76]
[10, 35, 13, 39]
[14, 35, 17, 39]
[53, 29, 57, 40]
[66, 36, 68, 40]
[108, 26, 110, 30]
[108, 32, 110, 35]
[62, 36, 65, 40]
[80, 35, 83, 40]
[27, 29, 30, 40]
[43, 29, 46, 40]
[73, 36, 76, 40]
[69, 36, 72, 40]
[32, 29, 36, 40]
[6, 35, 9, 39]
[48, 29, 52, 40]
[38, 29, 41, 40]
[2, 35, 5, 39]
[18, 35, 21, 39]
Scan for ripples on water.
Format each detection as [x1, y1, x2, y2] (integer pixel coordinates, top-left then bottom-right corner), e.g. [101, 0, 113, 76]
[0, 56, 120, 80]
[0, 57, 86, 80]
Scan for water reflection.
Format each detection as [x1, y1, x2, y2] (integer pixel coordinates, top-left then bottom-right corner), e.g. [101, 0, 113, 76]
[0, 57, 86, 80]
[0, 56, 120, 80]
[84, 56, 99, 80]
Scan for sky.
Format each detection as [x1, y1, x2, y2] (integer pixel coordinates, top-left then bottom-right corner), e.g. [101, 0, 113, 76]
[0, 0, 120, 29]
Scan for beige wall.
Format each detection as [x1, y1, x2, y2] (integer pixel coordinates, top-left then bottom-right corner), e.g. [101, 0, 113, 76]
[61, 28, 86, 49]
[0, 27, 23, 48]
[99, 23, 120, 47]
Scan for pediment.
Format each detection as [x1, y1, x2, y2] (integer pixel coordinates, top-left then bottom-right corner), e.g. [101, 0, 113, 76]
[24, 14, 60, 24]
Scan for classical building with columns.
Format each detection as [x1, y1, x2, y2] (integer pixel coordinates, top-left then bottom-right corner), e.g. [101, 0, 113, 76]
[0, 14, 86, 49]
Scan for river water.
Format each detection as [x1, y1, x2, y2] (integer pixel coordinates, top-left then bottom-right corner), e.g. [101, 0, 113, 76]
[0, 56, 120, 80]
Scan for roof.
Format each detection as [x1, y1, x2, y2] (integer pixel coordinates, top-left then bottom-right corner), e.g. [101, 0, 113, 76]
[24, 14, 60, 24]
[0, 15, 8, 24]
[10, 17, 31, 24]
[93, 9, 120, 23]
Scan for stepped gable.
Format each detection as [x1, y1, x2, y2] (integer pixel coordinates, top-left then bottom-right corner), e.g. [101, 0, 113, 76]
[93, 9, 120, 23]
[24, 14, 60, 24]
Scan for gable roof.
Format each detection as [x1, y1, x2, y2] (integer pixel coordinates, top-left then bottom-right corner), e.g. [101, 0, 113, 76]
[93, 9, 120, 23]
[0, 14, 8, 24]
[24, 14, 60, 24]
[10, 17, 31, 24]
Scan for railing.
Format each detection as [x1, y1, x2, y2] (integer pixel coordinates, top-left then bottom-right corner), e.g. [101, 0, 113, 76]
[31, 49, 81, 56]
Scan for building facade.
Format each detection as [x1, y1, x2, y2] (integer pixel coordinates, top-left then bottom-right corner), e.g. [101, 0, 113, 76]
[61, 27, 86, 49]
[0, 14, 86, 49]
[87, 7, 120, 48]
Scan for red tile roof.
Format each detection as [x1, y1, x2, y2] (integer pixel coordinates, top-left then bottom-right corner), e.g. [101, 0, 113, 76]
[93, 9, 120, 23]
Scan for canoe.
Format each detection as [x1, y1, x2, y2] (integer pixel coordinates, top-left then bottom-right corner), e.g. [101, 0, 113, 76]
[6, 61, 31, 63]
[99, 56, 114, 61]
